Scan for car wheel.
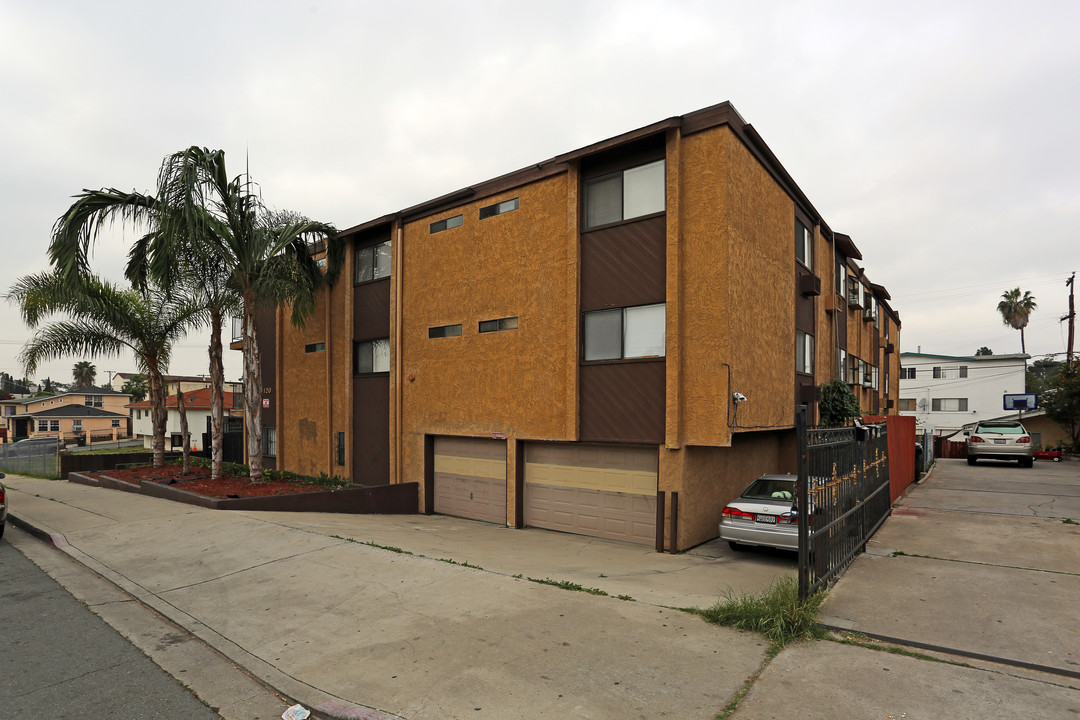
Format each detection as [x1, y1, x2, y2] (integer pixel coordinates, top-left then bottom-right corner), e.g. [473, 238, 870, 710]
[0, 521, 5, 540]
[728, 541, 745, 552]
[967, 457, 977, 465]
[1054, 456, 1062, 462]
[1020, 458, 1033, 468]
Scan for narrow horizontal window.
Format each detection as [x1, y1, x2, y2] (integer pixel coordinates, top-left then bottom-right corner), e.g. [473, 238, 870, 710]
[305, 342, 326, 353]
[479, 198, 519, 219]
[354, 338, 390, 374]
[430, 214, 463, 234]
[429, 324, 462, 339]
[478, 316, 519, 333]
[898, 398, 917, 411]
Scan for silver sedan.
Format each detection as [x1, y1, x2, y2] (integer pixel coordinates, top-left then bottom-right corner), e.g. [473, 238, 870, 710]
[719, 473, 801, 551]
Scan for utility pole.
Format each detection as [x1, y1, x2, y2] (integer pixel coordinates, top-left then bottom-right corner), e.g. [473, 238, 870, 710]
[1065, 272, 1076, 362]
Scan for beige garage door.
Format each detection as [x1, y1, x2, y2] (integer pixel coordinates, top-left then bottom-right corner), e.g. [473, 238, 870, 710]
[433, 436, 507, 524]
[525, 443, 657, 545]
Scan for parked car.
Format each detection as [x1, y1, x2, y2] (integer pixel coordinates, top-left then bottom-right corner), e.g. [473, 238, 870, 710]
[719, 473, 801, 551]
[966, 421, 1033, 467]
[1, 472, 7, 539]
[13, 436, 65, 450]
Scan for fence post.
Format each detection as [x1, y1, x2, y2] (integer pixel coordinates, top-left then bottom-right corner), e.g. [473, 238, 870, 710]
[796, 405, 810, 600]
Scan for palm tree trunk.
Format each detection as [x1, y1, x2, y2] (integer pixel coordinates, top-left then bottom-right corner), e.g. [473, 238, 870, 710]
[1021, 328, 1027, 355]
[146, 362, 167, 468]
[177, 386, 190, 473]
[208, 309, 225, 480]
[242, 298, 264, 484]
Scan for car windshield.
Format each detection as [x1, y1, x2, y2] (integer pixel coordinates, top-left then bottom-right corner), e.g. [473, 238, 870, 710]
[976, 424, 1024, 434]
[741, 477, 796, 501]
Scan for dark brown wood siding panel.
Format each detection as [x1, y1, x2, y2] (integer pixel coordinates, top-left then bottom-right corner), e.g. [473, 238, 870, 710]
[835, 300, 847, 349]
[256, 305, 276, 425]
[581, 215, 667, 311]
[579, 135, 666, 181]
[580, 361, 665, 444]
[795, 265, 815, 332]
[353, 278, 391, 340]
[352, 375, 390, 486]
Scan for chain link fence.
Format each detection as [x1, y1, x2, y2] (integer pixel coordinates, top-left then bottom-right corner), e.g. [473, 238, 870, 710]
[0, 439, 60, 478]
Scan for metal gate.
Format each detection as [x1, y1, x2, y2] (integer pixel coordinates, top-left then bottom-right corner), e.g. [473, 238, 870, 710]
[796, 407, 892, 599]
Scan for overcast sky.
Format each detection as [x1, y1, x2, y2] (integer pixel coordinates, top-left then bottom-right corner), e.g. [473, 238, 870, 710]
[1, 0, 1077, 388]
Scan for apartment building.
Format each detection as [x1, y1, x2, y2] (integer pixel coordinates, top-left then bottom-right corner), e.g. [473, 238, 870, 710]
[241, 101, 901, 550]
[898, 352, 1028, 435]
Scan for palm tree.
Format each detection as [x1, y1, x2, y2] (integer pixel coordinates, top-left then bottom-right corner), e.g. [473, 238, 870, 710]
[997, 288, 1038, 354]
[72, 360, 97, 388]
[7, 272, 203, 467]
[50, 147, 342, 483]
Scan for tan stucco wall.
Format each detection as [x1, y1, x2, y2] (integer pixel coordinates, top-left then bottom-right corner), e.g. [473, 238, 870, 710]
[399, 173, 577, 517]
[279, 297, 330, 478]
[658, 431, 791, 549]
[674, 125, 794, 447]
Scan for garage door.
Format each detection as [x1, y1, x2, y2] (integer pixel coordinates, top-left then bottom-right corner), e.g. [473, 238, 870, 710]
[525, 443, 657, 545]
[433, 436, 507, 524]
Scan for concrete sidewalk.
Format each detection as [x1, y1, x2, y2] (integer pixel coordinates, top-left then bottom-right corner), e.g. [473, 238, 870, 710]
[5, 475, 771, 719]
[7, 464, 1080, 719]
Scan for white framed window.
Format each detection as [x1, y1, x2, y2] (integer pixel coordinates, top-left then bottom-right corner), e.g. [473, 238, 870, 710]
[111, 419, 121, 428]
[73, 419, 83, 432]
[583, 160, 665, 229]
[354, 338, 390, 374]
[872, 366, 879, 390]
[796, 330, 814, 375]
[796, 219, 813, 270]
[86, 395, 103, 408]
[355, 240, 392, 283]
[836, 347, 847, 382]
[583, 303, 666, 361]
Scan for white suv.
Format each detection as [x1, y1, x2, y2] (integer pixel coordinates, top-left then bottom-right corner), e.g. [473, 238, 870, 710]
[966, 421, 1033, 467]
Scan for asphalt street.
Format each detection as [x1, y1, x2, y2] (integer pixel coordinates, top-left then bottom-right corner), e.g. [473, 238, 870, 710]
[0, 537, 221, 720]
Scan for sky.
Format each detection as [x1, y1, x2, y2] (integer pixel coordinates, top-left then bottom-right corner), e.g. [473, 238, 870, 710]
[1, 0, 1077, 388]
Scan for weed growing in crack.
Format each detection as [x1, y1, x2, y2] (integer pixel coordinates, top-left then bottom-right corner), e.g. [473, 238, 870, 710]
[696, 577, 826, 646]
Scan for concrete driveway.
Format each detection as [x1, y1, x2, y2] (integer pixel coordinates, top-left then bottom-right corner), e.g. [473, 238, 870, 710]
[821, 458, 1080, 675]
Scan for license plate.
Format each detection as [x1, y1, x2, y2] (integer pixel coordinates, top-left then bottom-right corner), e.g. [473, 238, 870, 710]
[994, 439, 1006, 445]
[756, 515, 777, 524]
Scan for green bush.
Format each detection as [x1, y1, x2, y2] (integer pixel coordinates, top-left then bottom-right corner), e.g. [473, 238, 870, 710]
[698, 577, 826, 646]
[818, 378, 862, 426]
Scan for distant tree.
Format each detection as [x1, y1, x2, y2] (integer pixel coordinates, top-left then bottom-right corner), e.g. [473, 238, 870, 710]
[1042, 359, 1080, 451]
[1028, 358, 1064, 397]
[818, 378, 863, 426]
[42, 377, 54, 393]
[72, 360, 97, 388]
[997, 288, 1037, 354]
[121, 374, 148, 403]
[975, 346, 993, 356]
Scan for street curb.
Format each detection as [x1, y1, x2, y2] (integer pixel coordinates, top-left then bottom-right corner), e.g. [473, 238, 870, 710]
[7, 511, 398, 720]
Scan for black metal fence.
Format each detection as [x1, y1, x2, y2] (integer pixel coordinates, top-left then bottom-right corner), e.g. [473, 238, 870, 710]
[796, 407, 892, 599]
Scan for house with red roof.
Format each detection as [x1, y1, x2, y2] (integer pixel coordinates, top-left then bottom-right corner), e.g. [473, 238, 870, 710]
[126, 387, 241, 451]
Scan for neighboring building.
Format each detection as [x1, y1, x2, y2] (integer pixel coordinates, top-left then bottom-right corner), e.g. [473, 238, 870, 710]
[113, 373, 243, 398]
[126, 387, 241, 451]
[898, 352, 1028, 435]
[1, 386, 131, 443]
[234, 100, 902, 550]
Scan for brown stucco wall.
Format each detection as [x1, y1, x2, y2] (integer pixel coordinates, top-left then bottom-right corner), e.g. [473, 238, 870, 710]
[674, 125, 795, 447]
[279, 292, 331, 478]
[399, 173, 577, 518]
[658, 430, 792, 549]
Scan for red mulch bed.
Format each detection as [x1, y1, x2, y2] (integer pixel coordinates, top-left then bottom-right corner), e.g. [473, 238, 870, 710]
[92, 464, 329, 499]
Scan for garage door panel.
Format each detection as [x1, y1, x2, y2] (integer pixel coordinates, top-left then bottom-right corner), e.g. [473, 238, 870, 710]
[525, 479, 656, 545]
[434, 437, 506, 525]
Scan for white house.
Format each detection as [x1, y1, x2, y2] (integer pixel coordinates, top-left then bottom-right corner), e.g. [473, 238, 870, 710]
[126, 387, 240, 450]
[898, 352, 1029, 435]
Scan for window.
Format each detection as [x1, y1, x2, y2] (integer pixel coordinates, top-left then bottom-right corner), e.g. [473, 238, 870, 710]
[932, 366, 967, 379]
[898, 398, 917, 411]
[430, 214, 463, 234]
[796, 219, 813, 270]
[959, 366, 968, 378]
[872, 298, 880, 328]
[931, 398, 968, 412]
[337, 432, 345, 466]
[884, 372, 889, 394]
[835, 258, 846, 297]
[900, 367, 916, 380]
[479, 317, 518, 333]
[479, 198, 519, 219]
[73, 420, 83, 432]
[135, 409, 142, 420]
[86, 395, 103, 408]
[355, 240, 392, 283]
[37, 419, 59, 432]
[871, 366, 879, 390]
[171, 433, 184, 449]
[796, 330, 814, 375]
[263, 426, 277, 457]
[429, 324, 462, 339]
[583, 303, 666, 361]
[836, 347, 847, 382]
[354, 338, 390, 374]
[305, 342, 326, 353]
[883, 314, 890, 340]
[847, 277, 861, 307]
[583, 160, 665, 229]
[111, 419, 121, 428]
[231, 316, 243, 342]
